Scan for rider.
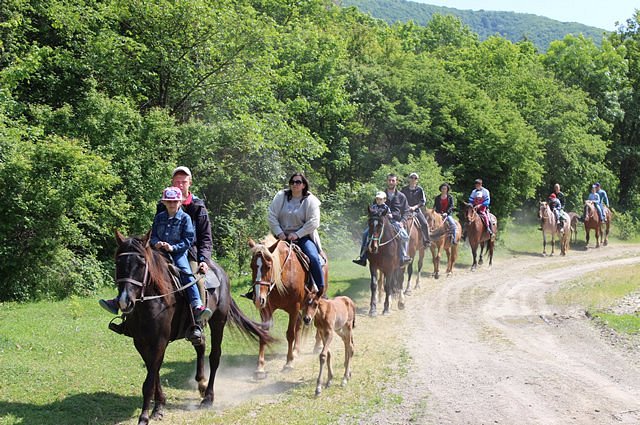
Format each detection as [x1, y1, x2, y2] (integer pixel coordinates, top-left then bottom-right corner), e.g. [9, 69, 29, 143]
[547, 193, 564, 232]
[553, 183, 566, 210]
[401, 172, 431, 248]
[594, 182, 609, 221]
[352, 191, 392, 265]
[433, 182, 457, 244]
[468, 178, 493, 236]
[101, 166, 218, 341]
[100, 187, 213, 323]
[353, 174, 412, 267]
[268, 172, 325, 297]
[581, 184, 604, 222]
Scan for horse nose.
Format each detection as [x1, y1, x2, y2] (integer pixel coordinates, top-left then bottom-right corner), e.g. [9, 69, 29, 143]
[303, 316, 311, 325]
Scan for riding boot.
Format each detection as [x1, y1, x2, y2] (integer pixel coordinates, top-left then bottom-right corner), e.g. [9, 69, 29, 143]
[422, 224, 431, 247]
[401, 240, 411, 265]
[352, 250, 367, 266]
[241, 287, 255, 299]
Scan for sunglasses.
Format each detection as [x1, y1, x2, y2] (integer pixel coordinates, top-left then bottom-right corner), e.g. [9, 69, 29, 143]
[290, 180, 303, 185]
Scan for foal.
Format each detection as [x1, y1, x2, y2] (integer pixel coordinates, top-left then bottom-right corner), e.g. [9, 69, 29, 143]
[302, 290, 356, 396]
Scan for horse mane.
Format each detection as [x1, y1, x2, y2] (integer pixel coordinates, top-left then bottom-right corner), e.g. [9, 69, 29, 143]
[116, 235, 172, 295]
[251, 239, 286, 295]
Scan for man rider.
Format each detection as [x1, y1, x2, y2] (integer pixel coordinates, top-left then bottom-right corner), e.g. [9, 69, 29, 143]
[468, 178, 493, 236]
[594, 182, 609, 222]
[401, 172, 431, 248]
[353, 174, 412, 267]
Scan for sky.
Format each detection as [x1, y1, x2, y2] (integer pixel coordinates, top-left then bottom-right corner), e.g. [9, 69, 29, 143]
[415, 0, 638, 31]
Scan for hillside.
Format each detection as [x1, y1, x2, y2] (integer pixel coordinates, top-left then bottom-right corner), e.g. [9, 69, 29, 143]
[340, 0, 609, 50]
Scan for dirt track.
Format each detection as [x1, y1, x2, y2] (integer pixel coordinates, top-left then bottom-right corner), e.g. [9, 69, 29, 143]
[368, 243, 640, 425]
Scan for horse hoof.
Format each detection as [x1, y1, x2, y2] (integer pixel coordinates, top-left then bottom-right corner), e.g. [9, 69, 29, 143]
[434, 274, 440, 280]
[369, 309, 377, 317]
[200, 398, 214, 409]
[315, 387, 322, 396]
[254, 370, 268, 380]
[382, 309, 390, 316]
[404, 290, 412, 296]
[282, 364, 294, 372]
[398, 302, 405, 310]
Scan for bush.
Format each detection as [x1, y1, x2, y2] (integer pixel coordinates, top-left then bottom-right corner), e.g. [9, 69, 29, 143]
[614, 210, 637, 240]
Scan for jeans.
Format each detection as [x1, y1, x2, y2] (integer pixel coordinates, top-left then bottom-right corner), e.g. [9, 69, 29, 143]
[173, 252, 201, 308]
[296, 236, 324, 293]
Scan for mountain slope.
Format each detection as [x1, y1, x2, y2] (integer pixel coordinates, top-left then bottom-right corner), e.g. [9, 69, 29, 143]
[341, 0, 608, 50]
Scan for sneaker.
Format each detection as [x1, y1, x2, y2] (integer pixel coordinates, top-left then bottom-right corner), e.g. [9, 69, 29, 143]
[423, 240, 431, 248]
[352, 257, 367, 267]
[99, 298, 119, 315]
[401, 256, 412, 266]
[193, 305, 213, 322]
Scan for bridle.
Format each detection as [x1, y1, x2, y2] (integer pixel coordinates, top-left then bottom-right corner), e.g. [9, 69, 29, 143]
[116, 250, 199, 304]
[253, 241, 293, 298]
[369, 214, 402, 249]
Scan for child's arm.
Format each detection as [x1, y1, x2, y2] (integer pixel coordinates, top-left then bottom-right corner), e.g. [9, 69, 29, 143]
[171, 215, 195, 255]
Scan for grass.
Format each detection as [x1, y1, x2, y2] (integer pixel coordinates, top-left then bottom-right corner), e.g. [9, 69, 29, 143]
[1, 218, 637, 424]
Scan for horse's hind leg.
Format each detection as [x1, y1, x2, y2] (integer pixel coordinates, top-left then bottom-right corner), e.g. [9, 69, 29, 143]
[201, 318, 224, 407]
[415, 250, 424, 289]
[341, 330, 354, 386]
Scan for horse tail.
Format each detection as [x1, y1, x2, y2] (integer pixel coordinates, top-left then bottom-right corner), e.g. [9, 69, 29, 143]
[227, 297, 276, 345]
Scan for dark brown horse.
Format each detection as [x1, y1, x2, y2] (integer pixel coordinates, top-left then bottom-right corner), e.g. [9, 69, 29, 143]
[248, 236, 328, 379]
[425, 208, 462, 278]
[113, 231, 272, 425]
[366, 208, 405, 316]
[582, 201, 612, 248]
[461, 202, 497, 271]
[403, 212, 426, 294]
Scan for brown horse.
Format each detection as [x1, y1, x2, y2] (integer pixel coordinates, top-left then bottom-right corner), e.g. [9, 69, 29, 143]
[425, 208, 462, 278]
[113, 231, 272, 425]
[403, 212, 426, 294]
[366, 208, 405, 316]
[302, 289, 356, 396]
[567, 212, 580, 246]
[461, 202, 497, 271]
[248, 236, 328, 379]
[583, 201, 612, 247]
[538, 202, 569, 256]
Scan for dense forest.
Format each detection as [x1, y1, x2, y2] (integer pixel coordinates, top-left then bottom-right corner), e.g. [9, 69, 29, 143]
[341, 0, 608, 51]
[1, 0, 639, 301]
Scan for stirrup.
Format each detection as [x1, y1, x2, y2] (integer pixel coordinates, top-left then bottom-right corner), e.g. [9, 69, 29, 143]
[108, 316, 125, 335]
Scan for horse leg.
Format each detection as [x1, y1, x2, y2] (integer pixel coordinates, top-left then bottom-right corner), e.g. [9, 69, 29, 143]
[478, 241, 485, 266]
[369, 268, 378, 317]
[341, 330, 354, 386]
[431, 245, 439, 279]
[604, 222, 610, 246]
[415, 249, 424, 289]
[201, 317, 224, 407]
[383, 275, 391, 315]
[254, 310, 271, 379]
[550, 232, 555, 256]
[488, 241, 494, 267]
[193, 337, 207, 397]
[135, 341, 167, 425]
[405, 261, 413, 296]
[397, 269, 405, 310]
[471, 245, 478, 271]
[283, 311, 298, 371]
[315, 329, 331, 396]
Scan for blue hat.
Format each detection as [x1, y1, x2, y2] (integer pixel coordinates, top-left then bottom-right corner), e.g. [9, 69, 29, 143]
[594, 182, 601, 187]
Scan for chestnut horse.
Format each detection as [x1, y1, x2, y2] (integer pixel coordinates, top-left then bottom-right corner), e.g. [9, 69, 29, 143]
[582, 201, 612, 248]
[113, 231, 272, 425]
[302, 289, 356, 396]
[403, 212, 426, 294]
[425, 208, 462, 278]
[248, 236, 328, 378]
[538, 202, 569, 256]
[461, 202, 497, 271]
[366, 208, 405, 316]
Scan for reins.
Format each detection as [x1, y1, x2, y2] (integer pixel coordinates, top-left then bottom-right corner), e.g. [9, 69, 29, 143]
[370, 216, 403, 247]
[116, 251, 201, 303]
[253, 240, 293, 297]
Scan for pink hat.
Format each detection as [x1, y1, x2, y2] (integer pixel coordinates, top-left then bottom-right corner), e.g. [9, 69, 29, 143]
[162, 186, 183, 201]
[549, 193, 556, 199]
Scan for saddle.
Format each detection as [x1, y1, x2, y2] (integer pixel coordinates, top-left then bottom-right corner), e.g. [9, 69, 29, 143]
[288, 242, 328, 291]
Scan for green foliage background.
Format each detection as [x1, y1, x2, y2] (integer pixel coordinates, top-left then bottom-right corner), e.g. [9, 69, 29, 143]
[1, 0, 639, 300]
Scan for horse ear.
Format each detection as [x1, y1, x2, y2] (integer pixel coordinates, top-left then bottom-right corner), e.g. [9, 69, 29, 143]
[248, 238, 256, 248]
[115, 229, 126, 245]
[142, 230, 151, 246]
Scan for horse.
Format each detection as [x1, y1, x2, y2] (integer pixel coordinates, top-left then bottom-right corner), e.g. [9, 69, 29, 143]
[461, 202, 497, 271]
[424, 208, 462, 278]
[567, 211, 580, 246]
[538, 202, 569, 256]
[302, 289, 356, 397]
[113, 231, 272, 425]
[583, 202, 613, 247]
[366, 208, 406, 316]
[248, 236, 328, 379]
[403, 211, 426, 294]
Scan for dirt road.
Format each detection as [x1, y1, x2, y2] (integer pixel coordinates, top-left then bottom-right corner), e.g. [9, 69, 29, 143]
[370, 243, 640, 425]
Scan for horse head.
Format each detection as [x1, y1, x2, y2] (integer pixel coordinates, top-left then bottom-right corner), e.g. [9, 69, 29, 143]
[248, 238, 284, 309]
[302, 286, 320, 325]
[114, 229, 172, 315]
[462, 202, 477, 223]
[538, 201, 550, 221]
[367, 208, 386, 254]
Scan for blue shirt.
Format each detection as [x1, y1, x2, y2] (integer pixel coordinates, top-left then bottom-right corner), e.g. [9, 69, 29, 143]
[597, 189, 609, 207]
[150, 208, 195, 258]
[469, 188, 490, 207]
[588, 192, 601, 203]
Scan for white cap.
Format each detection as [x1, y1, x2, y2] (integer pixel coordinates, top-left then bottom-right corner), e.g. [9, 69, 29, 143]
[409, 172, 419, 179]
[172, 166, 192, 177]
[375, 191, 387, 199]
